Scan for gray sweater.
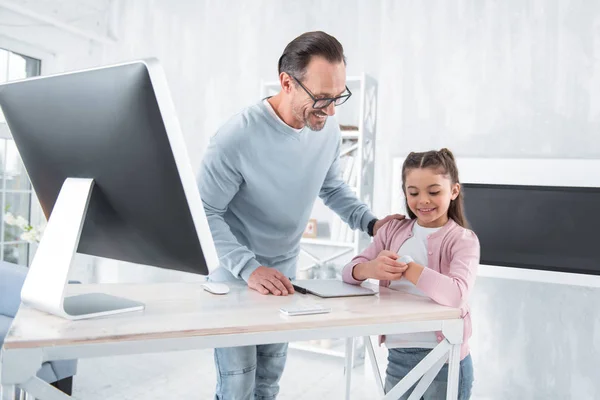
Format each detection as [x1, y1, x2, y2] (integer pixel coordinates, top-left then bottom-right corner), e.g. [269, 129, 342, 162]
[197, 100, 375, 282]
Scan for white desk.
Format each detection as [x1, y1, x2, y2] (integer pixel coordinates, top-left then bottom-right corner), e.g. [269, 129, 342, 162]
[0, 282, 463, 400]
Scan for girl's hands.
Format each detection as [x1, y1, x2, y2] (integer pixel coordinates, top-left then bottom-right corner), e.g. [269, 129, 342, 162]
[353, 250, 409, 281]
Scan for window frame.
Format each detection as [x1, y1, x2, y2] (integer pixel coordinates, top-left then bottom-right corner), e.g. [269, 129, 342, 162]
[0, 37, 56, 265]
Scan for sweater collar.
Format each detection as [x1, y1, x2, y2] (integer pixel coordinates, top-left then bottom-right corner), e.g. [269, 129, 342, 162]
[257, 99, 307, 139]
[406, 218, 457, 239]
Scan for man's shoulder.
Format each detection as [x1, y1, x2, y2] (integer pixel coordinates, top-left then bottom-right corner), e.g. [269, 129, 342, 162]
[212, 102, 265, 148]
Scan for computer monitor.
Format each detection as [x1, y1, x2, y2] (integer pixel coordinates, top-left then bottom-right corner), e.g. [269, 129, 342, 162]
[0, 59, 219, 319]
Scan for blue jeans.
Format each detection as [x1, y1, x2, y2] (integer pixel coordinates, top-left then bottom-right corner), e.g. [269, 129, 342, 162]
[385, 348, 473, 400]
[214, 343, 288, 400]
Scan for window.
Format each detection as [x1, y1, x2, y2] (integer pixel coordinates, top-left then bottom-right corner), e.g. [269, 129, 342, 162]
[0, 48, 41, 265]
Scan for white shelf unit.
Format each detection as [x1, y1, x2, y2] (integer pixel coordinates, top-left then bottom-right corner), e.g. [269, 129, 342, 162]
[260, 74, 377, 362]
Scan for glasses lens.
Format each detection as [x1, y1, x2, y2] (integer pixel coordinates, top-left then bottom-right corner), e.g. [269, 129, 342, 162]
[334, 95, 350, 106]
[314, 99, 332, 109]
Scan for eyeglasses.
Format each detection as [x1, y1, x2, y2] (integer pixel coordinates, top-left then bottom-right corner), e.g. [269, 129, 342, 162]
[291, 75, 352, 110]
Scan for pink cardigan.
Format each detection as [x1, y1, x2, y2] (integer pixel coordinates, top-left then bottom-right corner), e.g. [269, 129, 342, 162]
[342, 218, 480, 360]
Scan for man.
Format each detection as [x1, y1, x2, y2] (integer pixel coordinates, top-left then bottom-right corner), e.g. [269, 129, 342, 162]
[198, 31, 403, 400]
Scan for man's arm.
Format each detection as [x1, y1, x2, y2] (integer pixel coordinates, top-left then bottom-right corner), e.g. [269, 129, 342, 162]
[320, 138, 405, 236]
[197, 139, 261, 281]
[198, 133, 294, 296]
[319, 140, 377, 234]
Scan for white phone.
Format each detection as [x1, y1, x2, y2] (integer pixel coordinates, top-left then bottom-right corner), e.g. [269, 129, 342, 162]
[280, 304, 332, 316]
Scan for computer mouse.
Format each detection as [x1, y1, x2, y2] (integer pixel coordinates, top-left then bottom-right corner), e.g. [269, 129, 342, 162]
[201, 282, 230, 295]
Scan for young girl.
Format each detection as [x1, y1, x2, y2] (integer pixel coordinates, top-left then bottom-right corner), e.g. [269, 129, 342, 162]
[342, 148, 479, 400]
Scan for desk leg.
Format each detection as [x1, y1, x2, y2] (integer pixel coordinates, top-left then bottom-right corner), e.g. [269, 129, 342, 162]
[19, 377, 72, 400]
[1, 384, 16, 400]
[344, 337, 354, 400]
[364, 336, 385, 397]
[446, 344, 461, 400]
[407, 353, 447, 400]
[383, 340, 451, 400]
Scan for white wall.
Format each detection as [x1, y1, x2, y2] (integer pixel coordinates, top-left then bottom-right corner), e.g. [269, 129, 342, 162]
[1, 0, 599, 398]
[374, 4, 600, 397]
[375, 0, 600, 214]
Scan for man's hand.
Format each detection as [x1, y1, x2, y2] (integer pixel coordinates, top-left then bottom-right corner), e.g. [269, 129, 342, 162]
[373, 214, 405, 236]
[352, 250, 408, 281]
[248, 266, 295, 296]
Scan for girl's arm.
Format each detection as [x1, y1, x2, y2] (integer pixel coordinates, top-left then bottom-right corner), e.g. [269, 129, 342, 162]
[341, 221, 392, 285]
[403, 230, 480, 309]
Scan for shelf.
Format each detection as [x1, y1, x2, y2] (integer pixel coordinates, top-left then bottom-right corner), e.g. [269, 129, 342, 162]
[289, 341, 346, 358]
[300, 238, 354, 248]
[340, 144, 359, 157]
[340, 125, 359, 140]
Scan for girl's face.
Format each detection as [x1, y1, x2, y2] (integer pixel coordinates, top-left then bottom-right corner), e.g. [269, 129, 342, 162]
[404, 167, 460, 228]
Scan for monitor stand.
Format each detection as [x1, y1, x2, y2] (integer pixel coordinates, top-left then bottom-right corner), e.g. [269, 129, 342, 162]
[20, 177, 145, 320]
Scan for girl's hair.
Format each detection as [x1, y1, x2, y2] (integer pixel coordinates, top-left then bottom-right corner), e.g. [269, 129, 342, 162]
[401, 148, 469, 228]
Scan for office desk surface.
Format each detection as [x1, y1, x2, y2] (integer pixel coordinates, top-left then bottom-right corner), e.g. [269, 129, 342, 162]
[4, 281, 460, 350]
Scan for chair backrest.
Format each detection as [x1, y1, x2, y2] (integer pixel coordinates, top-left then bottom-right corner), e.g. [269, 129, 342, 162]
[0, 261, 28, 317]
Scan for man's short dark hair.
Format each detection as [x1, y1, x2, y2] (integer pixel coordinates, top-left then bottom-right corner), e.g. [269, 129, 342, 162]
[278, 31, 346, 81]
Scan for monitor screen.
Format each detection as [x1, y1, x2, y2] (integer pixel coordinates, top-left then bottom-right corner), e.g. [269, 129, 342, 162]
[0, 60, 218, 275]
[462, 183, 600, 276]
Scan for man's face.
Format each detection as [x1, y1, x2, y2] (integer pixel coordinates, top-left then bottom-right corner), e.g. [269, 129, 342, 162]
[290, 57, 347, 131]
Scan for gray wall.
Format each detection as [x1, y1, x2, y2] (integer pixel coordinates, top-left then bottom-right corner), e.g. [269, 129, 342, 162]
[471, 277, 600, 399]
[58, 0, 386, 172]
[4, 0, 599, 398]
[376, 0, 600, 213]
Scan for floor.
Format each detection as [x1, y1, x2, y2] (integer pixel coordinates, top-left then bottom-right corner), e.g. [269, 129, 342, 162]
[71, 346, 377, 399]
